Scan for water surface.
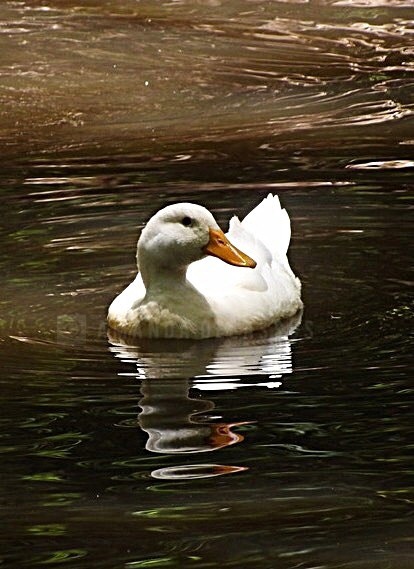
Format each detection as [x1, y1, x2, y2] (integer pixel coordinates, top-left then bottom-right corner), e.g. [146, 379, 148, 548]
[1, 1, 413, 568]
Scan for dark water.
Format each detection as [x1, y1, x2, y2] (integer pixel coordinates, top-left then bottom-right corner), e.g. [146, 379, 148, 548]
[1, 1, 413, 568]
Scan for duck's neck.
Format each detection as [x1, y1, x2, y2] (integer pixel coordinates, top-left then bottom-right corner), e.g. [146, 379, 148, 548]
[137, 252, 215, 334]
[139, 253, 190, 298]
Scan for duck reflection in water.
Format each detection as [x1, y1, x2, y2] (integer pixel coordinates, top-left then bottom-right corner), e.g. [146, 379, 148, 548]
[108, 312, 301, 459]
[139, 378, 249, 454]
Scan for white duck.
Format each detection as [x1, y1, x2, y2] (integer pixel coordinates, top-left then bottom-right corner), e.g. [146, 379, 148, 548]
[107, 194, 302, 339]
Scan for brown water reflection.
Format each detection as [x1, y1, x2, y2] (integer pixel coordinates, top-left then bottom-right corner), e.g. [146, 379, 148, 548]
[1, 0, 413, 172]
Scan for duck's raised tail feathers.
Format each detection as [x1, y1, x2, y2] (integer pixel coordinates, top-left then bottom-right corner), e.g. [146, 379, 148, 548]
[240, 193, 291, 258]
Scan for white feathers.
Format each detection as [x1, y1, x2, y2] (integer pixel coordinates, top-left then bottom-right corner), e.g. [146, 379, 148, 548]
[241, 194, 291, 258]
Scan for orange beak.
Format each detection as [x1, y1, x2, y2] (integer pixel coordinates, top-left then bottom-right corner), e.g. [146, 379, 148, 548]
[203, 228, 257, 268]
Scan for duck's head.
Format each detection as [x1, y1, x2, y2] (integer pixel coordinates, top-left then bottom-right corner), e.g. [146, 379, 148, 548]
[137, 203, 256, 280]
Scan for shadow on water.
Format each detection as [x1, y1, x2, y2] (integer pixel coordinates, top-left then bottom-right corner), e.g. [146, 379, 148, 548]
[1, 1, 413, 568]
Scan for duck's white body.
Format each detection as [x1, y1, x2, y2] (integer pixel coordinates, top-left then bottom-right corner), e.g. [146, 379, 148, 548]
[108, 194, 302, 339]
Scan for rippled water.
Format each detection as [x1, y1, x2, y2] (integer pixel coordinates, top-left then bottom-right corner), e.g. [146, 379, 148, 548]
[1, 1, 413, 568]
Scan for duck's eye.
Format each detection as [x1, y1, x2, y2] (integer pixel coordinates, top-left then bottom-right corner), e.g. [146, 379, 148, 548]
[181, 216, 193, 227]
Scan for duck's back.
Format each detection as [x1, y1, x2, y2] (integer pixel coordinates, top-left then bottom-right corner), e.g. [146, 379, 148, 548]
[187, 194, 302, 336]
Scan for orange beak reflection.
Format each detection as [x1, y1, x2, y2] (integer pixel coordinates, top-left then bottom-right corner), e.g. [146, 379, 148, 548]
[203, 228, 257, 268]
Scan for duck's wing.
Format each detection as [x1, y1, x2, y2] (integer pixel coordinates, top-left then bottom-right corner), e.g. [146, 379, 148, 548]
[189, 200, 278, 294]
[188, 194, 298, 297]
